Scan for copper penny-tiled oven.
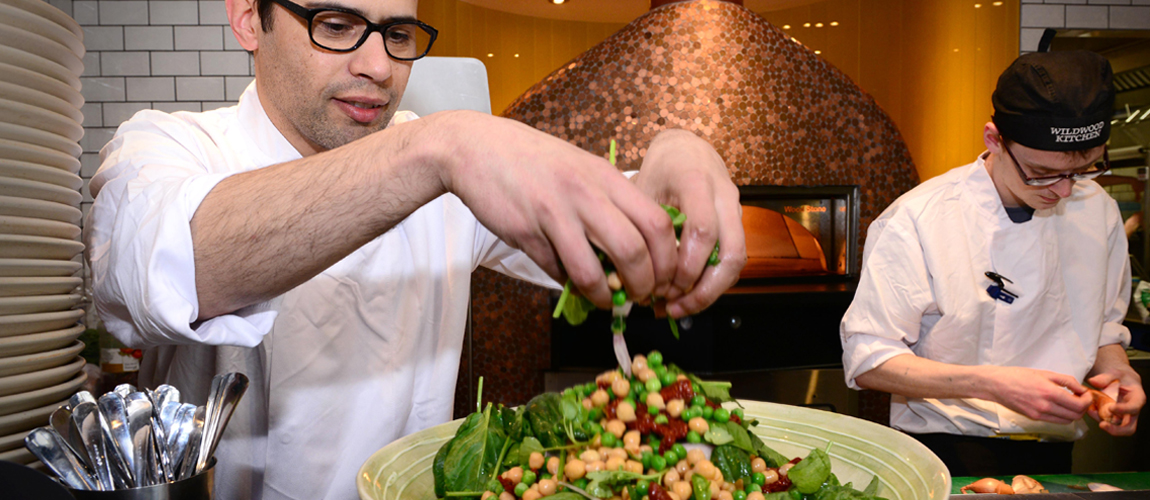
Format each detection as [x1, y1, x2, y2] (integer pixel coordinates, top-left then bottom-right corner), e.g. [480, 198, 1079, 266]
[457, 0, 918, 421]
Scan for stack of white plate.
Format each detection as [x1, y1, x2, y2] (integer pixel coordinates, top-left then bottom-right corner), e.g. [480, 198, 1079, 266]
[0, 0, 89, 468]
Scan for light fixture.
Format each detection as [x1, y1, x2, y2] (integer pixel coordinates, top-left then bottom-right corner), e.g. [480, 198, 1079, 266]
[551, 0, 565, 4]
[814, 50, 821, 54]
[992, 1, 1002, 5]
[782, 24, 790, 29]
[514, 54, 520, 58]
[803, 22, 810, 27]
[974, 3, 981, 8]
[815, 22, 823, 28]
[829, 21, 838, 26]
[487, 53, 494, 57]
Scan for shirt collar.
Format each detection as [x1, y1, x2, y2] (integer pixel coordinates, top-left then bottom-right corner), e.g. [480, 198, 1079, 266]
[965, 152, 1013, 223]
[235, 81, 305, 166]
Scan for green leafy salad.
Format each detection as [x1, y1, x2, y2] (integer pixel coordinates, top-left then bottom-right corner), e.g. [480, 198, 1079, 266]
[432, 351, 887, 500]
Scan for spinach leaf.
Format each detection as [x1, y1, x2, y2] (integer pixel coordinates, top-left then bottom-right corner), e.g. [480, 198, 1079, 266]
[549, 493, 586, 500]
[747, 432, 791, 468]
[862, 476, 880, 497]
[704, 425, 734, 446]
[434, 404, 509, 498]
[518, 437, 544, 467]
[788, 448, 832, 494]
[686, 374, 735, 404]
[762, 493, 791, 500]
[525, 392, 572, 447]
[553, 281, 598, 326]
[432, 431, 454, 498]
[710, 445, 753, 483]
[584, 470, 662, 499]
[691, 472, 712, 500]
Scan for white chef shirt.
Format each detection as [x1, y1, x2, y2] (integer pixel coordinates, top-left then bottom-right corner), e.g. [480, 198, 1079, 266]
[840, 154, 1131, 441]
[84, 82, 557, 500]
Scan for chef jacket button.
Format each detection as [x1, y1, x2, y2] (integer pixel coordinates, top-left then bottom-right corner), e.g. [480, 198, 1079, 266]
[281, 433, 292, 444]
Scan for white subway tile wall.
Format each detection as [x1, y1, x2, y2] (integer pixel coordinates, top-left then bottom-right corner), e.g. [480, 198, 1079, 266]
[63, 0, 253, 222]
[1019, 1, 1150, 51]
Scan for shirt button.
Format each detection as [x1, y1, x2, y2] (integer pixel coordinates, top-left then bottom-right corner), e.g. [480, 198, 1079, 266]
[281, 434, 292, 444]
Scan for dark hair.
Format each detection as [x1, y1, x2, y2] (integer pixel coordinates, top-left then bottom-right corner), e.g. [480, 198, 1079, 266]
[256, 0, 276, 31]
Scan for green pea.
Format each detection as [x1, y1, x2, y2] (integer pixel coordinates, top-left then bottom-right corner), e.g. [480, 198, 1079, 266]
[686, 430, 701, 443]
[648, 351, 663, 367]
[654, 414, 669, 425]
[660, 371, 677, 387]
[714, 408, 730, 423]
[653, 365, 667, 380]
[635, 480, 650, 497]
[488, 479, 504, 493]
[732, 408, 744, 420]
[588, 422, 603, 436]
[645, 378, 663, 393]
[601, 432, 618, 448]
[647, 404, 660, 416]
[691, 395, 706, 407]
[641, 451, 653, 469]
[648, 435, 662, 449]
[521, 470, 537, 486]
[583, 383, 598, 397]
[734, 491, 748, 500]
[692, 383, 702, 394]
[672, 443, 687, 459]
[574, 478, 589, 490]
[514, 483, 529, 496]
[663, 450, 678, 465]
[588, 409, 603, 423]
[752, 472, 766, 486]
[702, 406, 714, 419]
[651, 455, 667, 471]
[612, 289, 627, 306]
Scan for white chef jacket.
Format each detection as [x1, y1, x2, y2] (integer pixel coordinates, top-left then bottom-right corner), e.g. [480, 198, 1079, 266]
[84, 82, 557, 500]
[840, 154, 1131, 441]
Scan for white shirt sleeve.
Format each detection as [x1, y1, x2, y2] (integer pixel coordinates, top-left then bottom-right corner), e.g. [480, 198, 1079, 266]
[840, 210, 933, 390]
[1100, 200, 1132, 348]
[85, 111, 277, 349]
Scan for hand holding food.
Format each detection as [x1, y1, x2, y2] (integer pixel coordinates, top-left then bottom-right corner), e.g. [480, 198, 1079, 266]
[988, 367, 1091, 424]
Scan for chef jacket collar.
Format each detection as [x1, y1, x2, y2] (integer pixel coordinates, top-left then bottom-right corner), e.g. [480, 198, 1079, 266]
[966, 151, 1039, 225]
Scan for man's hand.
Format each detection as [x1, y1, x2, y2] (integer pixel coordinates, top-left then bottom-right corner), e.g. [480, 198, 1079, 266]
[986, 366, 1092, 424]
[630, 129, 746, 317]
[1086, 369, 1144, 436]
[438, 111, 681, 309]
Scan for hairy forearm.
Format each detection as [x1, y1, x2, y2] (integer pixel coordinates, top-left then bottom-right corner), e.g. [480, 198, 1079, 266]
[1089, 343, 1136, 381]
[854, 354, 995, 400]
[190, 113, 453, 320]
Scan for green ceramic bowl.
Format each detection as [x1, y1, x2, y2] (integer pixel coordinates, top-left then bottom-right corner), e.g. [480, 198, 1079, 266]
[358, 400, 951, 500]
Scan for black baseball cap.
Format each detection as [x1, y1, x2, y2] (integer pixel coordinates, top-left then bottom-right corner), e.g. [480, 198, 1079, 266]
[992, 50, 1115, 152]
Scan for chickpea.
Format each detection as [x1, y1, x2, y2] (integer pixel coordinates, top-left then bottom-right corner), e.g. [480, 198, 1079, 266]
[500, 492, 515, 500]
[646, 393, 666, 410]
[762, 469, 778, 485]
[523, 489, 541, 500]
[718, 491, 734, 500]
[616, 402, 637, 423]
[676, 374, 688, 381]
[639, 445, 653, 454]
[637, 368, 657, 383]
[609, 448, 629, 461]
[663, 469, 680, 487]
[695, 460, 715, 479]
[683, 471, 694, 481]
[688, 417, 709, 435]
[666, 399, 685, 418]
[564, 459, 587, 480]
[506, 467, 524, 484]
[623, 430, 641, 451]
[750, 458, 767, 474]
[721, 482, 735, 492]
[779, 463, 795, 476]
[673, 481, 693, 500]
[709, 479, 721, 498]
[481, 492, 495, 500]
[747, 492, 765, 500]
[686, 449, 706, 466]
[547, 456, 559, 476]
[607, 457, 625, 473]
[586, 460, 605, 473]
[602, 371, 621, 384]
[538, 479, 557, 497]
[607, 272, 623, 291]
[582, 398, 593, 410]
[580, 449, 602, 463]
[590, 389, 610, 408]
[667, 493, 681, 500]
[711, 468, 724, 483]
[631, 355, 648, 376]
[605, 419, 627, 438]
[626, 460, 644, 474]
[612, 378, 631, 399]
[529, 452, 545, 471]
[675, 459, 689, 475]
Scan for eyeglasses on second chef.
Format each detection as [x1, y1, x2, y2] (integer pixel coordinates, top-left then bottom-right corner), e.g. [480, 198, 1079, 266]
[269, 0, 438, 60]
[998, 135, 1110, 187]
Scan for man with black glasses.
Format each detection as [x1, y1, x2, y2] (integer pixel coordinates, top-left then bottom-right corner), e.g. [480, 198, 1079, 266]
[840, 50, 1145, 476]
[83, 0, 746, 498]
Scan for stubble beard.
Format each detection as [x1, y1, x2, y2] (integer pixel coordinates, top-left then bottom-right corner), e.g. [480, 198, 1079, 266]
[294, 90, 398, 151]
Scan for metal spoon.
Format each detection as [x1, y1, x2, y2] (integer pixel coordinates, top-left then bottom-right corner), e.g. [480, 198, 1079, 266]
[113, 384, 136, 399]
[153, 400, 181, 481]
[124, 392, 157, 486]
[152, 384, 181, 411]
[25, 427, 97, 490]
[166, 403, 196, 476]
[49, 406, 92, 472]
[97, 392, 136, 488]
[68, 391, 97, 411]
[72, 402, 116, 490]
[197, 372, 249, 474]
[177, 406, 205, 481]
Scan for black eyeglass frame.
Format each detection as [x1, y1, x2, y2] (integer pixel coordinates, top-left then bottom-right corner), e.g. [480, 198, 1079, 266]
[998, 135, 1110, 187]
[268, 0, 438, 59]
